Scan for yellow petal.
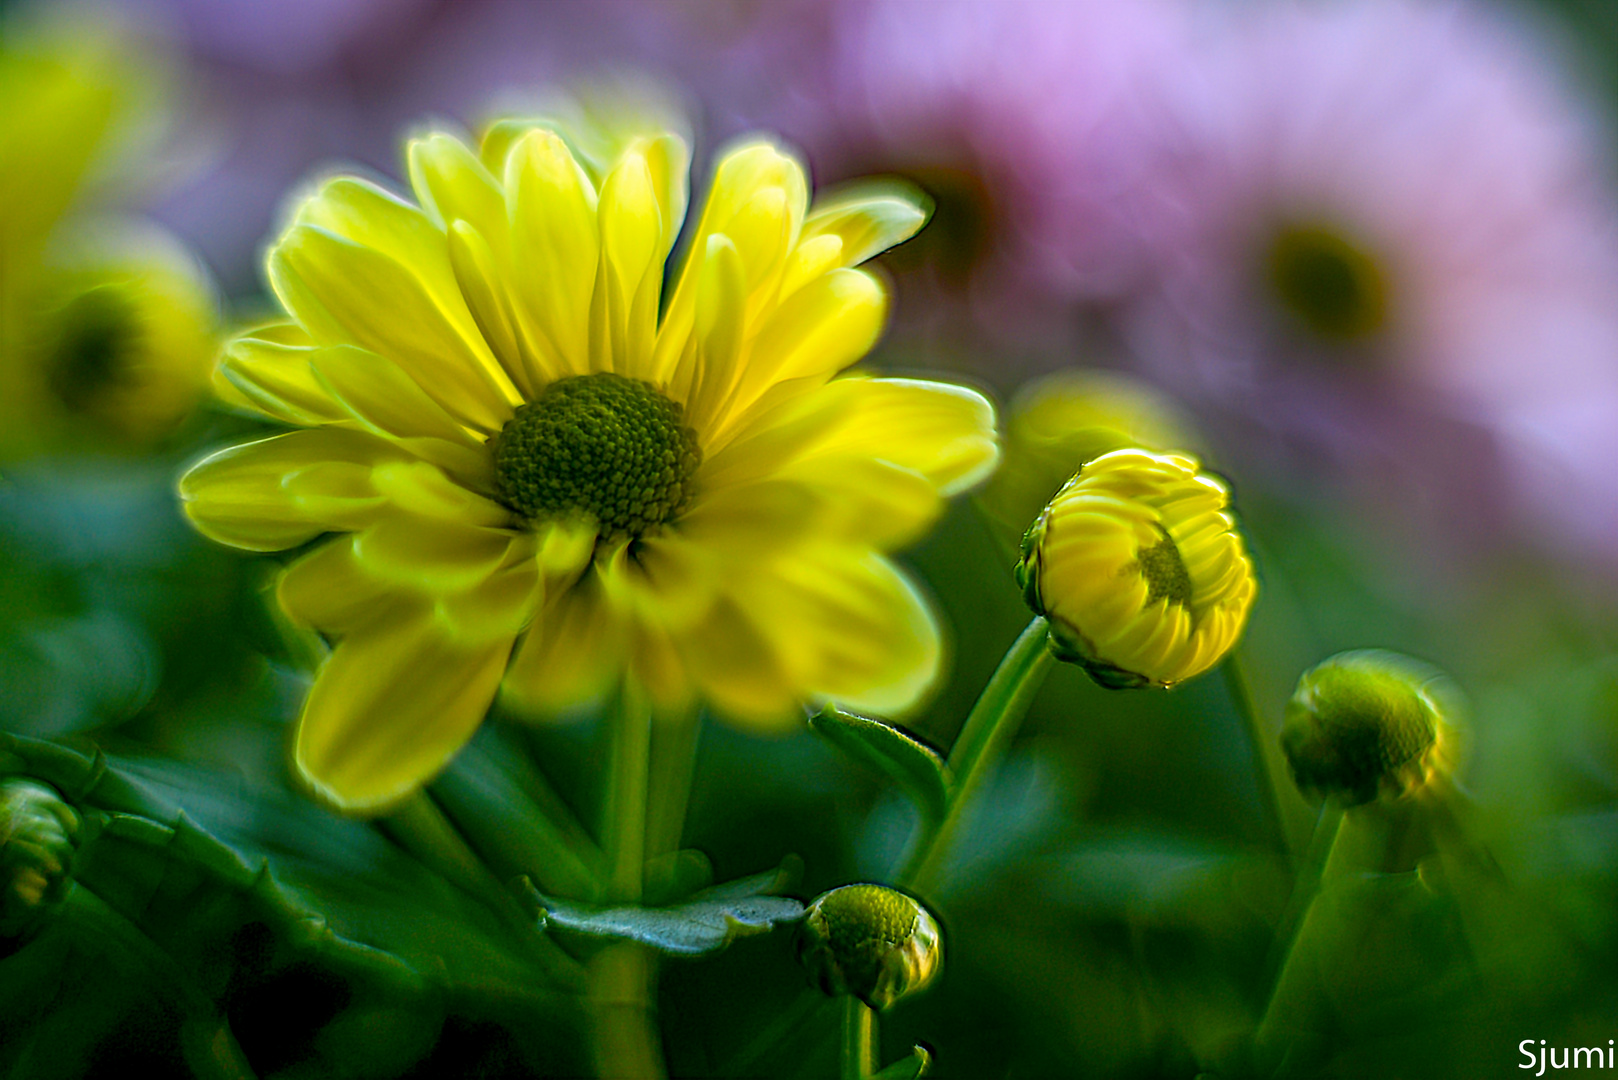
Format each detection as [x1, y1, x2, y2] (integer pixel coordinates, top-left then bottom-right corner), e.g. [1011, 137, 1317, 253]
[179, 429, 399, 551]
[721, 268, 886, 428]
[653, 139, 808, 380]
[446, 219, 549, 395]
[595, 147, 665, 376]
[269, 224, 514, 432]
[434, 541, 542, 644]
[295, 608, 512, 813]
[406, 132, 508, 251]
[505, 128, 600, 376]
[368, 459, 508, 525]
[308, 342, 491, 453]
[503, 570, 627, 714]
[352, 515, 515, 591]
[679, 233, 746, 432]
[213, 324, 350, 426]
[737, 548, 941, 716]
[679, 595, 800, 729]
[795, 181, 929, 277]
[277, 535, 397, 632]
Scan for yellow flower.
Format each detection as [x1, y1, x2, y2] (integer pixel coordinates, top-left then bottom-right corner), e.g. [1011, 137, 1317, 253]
[977, 369, 1194, 545]
[180, 119, 999, 812]
[1016, 448, 1255, 688]
[0, 32, 215, 455]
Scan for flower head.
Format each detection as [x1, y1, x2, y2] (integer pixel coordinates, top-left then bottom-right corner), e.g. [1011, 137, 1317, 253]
[1123, 0, 1618, 558]
[0, 29, 216, 456]
[797, 883, 942, 1011]
[1017, 448, 1255, 689]
[181, 116, 998, 812]
[1280, 650, 1461, 807]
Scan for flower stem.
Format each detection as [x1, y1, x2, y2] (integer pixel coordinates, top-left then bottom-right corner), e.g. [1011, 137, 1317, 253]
[644, 706, 702, 863]
[604, 683, 653, 903]
[589, 682, 665, 1080]
[898, 616, 1055, 893]
[841, 996, 876, 1080]
[1222, 653, 1293, 862]
[1254, 801, 1345, 1056]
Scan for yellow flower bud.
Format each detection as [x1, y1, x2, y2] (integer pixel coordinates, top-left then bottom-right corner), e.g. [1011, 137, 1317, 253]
[1280, 650, 1461, 806]
[0, 779, 80, 940]
[797, 884, 942, 1011]
[1016, 448, 1256, 689]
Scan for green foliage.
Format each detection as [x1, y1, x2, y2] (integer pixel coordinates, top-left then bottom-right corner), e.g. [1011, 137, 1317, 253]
[529, 861, 805, 956]
[810, 705, 949, 825]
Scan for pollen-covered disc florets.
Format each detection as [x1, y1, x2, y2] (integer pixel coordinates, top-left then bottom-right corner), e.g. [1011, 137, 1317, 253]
[798, 883, 942, 1011]
[1017, 448, 1256, 689]
[1280, 650, 1461, 806]
[493, 372, 701, 538]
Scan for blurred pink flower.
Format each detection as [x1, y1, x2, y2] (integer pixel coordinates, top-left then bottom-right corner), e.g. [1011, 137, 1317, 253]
[1122, 0, 1618, 559]
[781, 0, 1191, 340]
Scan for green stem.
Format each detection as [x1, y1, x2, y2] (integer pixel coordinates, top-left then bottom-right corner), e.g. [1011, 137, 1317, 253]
[1254, 802, 1345, 1057]
[589, 684, 664, 1080]
[841, 996, 876, 1080]
[604, 684, 654, 904]
[1222, 654, 1293, 862]
[898, 616, 1055, 893]
[644, 706, 702, 863]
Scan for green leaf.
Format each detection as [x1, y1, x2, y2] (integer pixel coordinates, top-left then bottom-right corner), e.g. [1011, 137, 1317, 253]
[530, 860, 805, 956]
[875, 1044, 933, 1079]
[810, 705, 949, 824]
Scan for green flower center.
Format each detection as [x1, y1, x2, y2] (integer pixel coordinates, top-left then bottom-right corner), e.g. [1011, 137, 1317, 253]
[46, 285, 139, 412]
[1137, 532, 1193, 610]
[820, 884, 919, 951]
[1265, 223, 1388, 342]
[493, 372, 701, 538]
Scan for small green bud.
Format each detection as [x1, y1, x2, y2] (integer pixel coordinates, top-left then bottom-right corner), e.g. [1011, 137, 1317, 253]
[797, 884, 942, 1011]
[0, 778, 80, 939]
[1280, 650, 1460, 806]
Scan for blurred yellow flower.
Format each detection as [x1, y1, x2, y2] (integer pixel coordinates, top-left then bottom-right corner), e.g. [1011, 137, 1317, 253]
[0, 31, 215, 455]
[1017, 448, 1255, 688]
[181, 119, 999, 812]
[977, 369, 1194, 544]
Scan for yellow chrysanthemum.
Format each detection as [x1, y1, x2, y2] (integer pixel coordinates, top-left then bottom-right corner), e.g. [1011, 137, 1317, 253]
[180, 119, 999, 812]
[0, 31, 215, 455]
[1016, 448, 1255, 689]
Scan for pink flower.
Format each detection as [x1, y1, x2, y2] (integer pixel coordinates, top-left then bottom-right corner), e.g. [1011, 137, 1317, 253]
[778, 0, 1192, 338]
[1123, 0, 1618, 558]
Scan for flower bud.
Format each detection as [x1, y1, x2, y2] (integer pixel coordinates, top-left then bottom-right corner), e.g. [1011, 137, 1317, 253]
[0, 778, 81, 939]
[27, 222, 218, 448]
[797, 884, 942, 1011]
[1280, 650, 1460, 806]
[1016, 448, 1256, 689]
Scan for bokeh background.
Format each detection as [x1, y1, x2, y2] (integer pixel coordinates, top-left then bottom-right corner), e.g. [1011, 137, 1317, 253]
[3, 1, 1618, 1076]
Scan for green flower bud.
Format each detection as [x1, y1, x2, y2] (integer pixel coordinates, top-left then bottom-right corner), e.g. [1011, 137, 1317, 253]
[797, 884, 942, 1011]
[1280, 650, 1460, 806]
[0, 778, 80, 939]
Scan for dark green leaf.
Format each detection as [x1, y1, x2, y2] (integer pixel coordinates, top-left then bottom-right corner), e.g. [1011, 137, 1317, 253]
[810, 706, 949, 823]
[874, 1045, 934, 1079]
